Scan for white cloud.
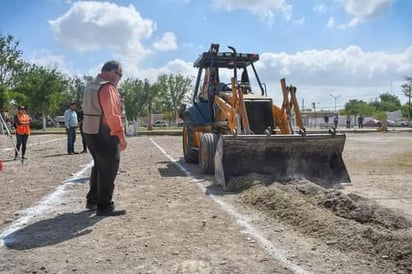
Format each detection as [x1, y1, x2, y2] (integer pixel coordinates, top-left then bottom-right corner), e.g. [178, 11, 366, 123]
[343, 0, 393, 19]
[326, 17, 335, 28]
[29, 49, 68, 73]
[134, 59, 195, 84]
[127, 46, 412, 107]
[292, 16, 305, 25]
[49, 1, 156, 62]
[313, 4, 327, 13]
[259, 46, 412, 86]
[255, 46, 412, 105]
[339, 0, 393, 28]
[211, 0, 292, 25]
[153, 32, 178, 51]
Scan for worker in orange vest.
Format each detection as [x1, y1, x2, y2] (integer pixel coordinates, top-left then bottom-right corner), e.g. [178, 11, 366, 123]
[14, 105, 31, 160]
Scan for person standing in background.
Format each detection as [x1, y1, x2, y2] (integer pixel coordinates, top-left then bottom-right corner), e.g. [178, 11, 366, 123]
[77, 107, 87, 153]
[64, 102, 78, 155]
[346, 115, 351, 128]
[333, 115, 339, 128]
[14, 106, 31, 160]
[358, 115, 364, 128]
[82, 60, 127, 216]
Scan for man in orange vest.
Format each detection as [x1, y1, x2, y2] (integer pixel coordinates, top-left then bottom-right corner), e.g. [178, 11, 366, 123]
[14, 105, 31, 160]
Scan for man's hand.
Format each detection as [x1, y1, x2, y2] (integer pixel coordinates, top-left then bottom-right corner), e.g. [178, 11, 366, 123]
[120, 138, 127, 151]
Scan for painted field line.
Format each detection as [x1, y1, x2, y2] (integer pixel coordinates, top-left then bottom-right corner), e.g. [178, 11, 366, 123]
[0, 160, 94, 248]
[1, 137, 66, 152]
[149, 138, 310, 274]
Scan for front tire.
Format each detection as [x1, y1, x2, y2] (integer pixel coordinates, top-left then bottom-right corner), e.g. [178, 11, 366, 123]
[183, 116, 198, 163]
[199, 133, 218, 174]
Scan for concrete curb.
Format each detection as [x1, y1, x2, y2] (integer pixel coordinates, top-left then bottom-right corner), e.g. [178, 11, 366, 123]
[18, 127, 412, 136]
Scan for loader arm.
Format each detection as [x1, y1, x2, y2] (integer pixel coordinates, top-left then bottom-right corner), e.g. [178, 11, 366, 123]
[276, 78, 305, 134]
[231, 77, 251, 134]
[288, 85, 305, 131]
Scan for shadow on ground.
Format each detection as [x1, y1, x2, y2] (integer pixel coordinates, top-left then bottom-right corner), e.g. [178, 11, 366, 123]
[4, 210, 101, 250]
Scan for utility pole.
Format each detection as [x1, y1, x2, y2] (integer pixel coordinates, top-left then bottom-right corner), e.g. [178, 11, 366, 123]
[409, 85, 411, 122]
[330, 94, 341, 113]
[312, 102, 316, 128]
[312, 102, 319, 128]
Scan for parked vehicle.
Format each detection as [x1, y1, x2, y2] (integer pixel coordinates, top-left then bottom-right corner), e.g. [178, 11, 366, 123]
[363, 119, 382, 127]
[394, 120, 410, 127]
[153, 120, 168, 127]
[55, 116, 65, 127]
[387, 120, 410, 127]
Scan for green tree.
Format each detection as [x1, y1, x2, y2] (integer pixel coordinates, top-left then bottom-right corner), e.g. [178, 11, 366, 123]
[147, 82, 162, 130]
[0, 34, 24, 88]
[66, 75, 93, 108]
[374, 111, 388, 132]
[401, 77, 412, 121]
[121, 78, 151, 123]
[344, 99, 375, 116]
[12, 63, 69, 129]
[157, 74, 192, 124]
[0, 34, 24, 111]
[368, 92, 401, 112]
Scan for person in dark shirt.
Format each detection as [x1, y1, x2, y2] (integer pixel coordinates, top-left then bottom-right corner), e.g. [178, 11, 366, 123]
[358, 115, 364, 128]
[77, 107, 87, 153]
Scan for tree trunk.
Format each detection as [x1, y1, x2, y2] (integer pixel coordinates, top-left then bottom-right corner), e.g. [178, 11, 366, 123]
[147, 101, 153, 131]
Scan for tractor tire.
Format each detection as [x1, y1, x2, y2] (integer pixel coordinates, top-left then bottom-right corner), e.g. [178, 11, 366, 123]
[183, 116, 198, 163]
[199, 133, 218, 174]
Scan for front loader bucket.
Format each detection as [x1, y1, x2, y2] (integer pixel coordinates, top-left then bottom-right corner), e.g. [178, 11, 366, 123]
[214, 134, 350, 189]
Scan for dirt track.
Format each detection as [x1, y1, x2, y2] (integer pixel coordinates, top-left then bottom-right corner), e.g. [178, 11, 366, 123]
[0, 131, 411, 273]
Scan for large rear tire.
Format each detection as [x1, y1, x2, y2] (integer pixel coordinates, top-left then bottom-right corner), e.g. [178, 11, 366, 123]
[183, 116, 198, 163]
[199, 133, 218, 174]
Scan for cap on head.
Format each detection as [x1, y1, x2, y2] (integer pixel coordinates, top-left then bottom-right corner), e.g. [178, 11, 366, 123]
[18, 106, 26, 110]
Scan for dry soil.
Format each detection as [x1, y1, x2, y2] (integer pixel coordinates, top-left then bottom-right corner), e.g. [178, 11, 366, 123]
[0, 131, 411, 274]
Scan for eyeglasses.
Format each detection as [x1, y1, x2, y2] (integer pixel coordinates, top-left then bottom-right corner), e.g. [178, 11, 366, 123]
[114, 71, 123, 78]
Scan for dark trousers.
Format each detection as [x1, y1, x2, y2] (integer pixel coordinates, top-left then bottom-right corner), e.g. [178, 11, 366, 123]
[66, 127, 77, 153]
[15, 134, 29, 156]
[79, 125, 87, 152]
[84, 125, 120, 210]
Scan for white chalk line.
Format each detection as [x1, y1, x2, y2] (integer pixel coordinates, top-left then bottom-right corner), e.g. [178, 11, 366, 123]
[0, 160, 94, 248]
[149, 138, 310, 274]
[0, 137, 66, 152]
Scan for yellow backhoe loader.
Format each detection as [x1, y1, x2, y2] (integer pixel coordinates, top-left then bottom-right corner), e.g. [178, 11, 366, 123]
[179, 44, 350, 189]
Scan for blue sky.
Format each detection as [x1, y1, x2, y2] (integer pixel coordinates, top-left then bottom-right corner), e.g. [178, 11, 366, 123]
[1, 0, 411, 109]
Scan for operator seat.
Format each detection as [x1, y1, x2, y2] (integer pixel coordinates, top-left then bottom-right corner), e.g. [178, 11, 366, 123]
[241, 67, 251, 93]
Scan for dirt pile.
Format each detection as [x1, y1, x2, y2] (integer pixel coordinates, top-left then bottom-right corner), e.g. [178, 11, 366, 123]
[234, 176, 412, 272]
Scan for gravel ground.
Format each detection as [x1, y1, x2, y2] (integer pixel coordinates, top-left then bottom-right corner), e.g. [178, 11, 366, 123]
[0, 131, 411, 273]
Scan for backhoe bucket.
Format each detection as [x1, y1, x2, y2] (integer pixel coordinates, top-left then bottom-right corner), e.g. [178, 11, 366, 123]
[214, 134, 350, 189]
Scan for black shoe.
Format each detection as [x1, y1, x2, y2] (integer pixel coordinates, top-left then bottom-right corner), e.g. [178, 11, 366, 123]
[22, 156, 27, 160]
[80, 150, 87, 154]
[86, 202, 97, 210]
[96, 209, 126, 216]
[96, 204, 126, 216]
[73, 152, 79, 154]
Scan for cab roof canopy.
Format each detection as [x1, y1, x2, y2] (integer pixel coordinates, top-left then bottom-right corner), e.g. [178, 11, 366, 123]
[193, 51, 259, 69]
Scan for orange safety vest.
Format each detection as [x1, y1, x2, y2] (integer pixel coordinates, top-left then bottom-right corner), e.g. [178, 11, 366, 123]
[15, 113, 31, 135]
